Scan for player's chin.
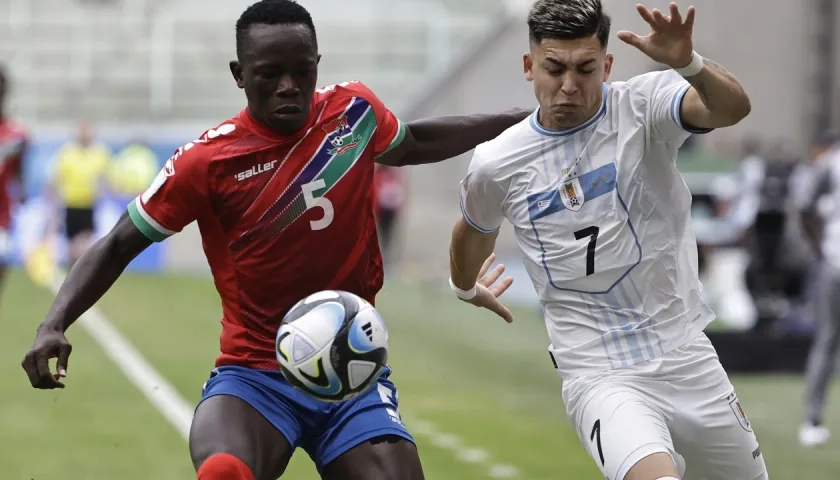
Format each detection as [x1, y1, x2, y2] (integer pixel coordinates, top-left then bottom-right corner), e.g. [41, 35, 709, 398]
[549, 108, 585, 126]
[267, 112, 308, 134]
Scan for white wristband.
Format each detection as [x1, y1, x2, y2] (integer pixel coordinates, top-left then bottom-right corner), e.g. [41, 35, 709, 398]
[674, 51, 704, 77]
[449, 277, 477, 300]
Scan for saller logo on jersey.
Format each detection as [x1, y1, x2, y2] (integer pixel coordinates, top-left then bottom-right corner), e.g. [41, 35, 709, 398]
[235, 160, 278, 182]
[323, 115, 362, 156]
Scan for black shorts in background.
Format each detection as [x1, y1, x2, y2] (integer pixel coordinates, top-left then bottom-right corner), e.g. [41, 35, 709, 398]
[64, 207, 95, 240]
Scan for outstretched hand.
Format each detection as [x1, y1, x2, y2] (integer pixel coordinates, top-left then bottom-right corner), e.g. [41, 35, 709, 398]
[459, 253, 514, 323]
[617, 3, 696, 69]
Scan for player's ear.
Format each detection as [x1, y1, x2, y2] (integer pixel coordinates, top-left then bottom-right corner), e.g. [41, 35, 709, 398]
[317, 54, 322, 64]
[523, 52, 534, 82]
[602, 53, 614, 82]
[229, 61, 245, 89]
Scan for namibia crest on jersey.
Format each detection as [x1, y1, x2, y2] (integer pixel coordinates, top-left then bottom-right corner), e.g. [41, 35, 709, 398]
[323, 115, 362, 156]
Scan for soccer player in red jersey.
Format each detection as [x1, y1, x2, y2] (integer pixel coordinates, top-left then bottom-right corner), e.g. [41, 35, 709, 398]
[0, 65, 29, 296]
[22, 1, 528, 479]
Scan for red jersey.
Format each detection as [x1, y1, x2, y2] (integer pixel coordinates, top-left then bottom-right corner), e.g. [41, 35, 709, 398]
[0, 119, 28, 228]
[128, 81, 407, 369]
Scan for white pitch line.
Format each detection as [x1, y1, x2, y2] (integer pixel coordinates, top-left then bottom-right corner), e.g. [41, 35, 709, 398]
[49, 273, 194, 440]
[406, 417, 520, 478]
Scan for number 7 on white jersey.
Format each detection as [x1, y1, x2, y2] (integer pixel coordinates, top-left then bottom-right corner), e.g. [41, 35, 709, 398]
[302, 179, 334, 231]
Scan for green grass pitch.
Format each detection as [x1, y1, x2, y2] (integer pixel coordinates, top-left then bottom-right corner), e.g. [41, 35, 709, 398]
[1, 270, 838, 479]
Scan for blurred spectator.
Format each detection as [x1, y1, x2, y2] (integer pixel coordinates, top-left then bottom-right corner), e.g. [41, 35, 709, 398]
[372, 164, 405, 265]
[50, 119, 112, 267]
[0, 65, 30, 295]
[798, 129, 840, 447]
[108, 139, 159, 198]
[736, 141, 810, 334]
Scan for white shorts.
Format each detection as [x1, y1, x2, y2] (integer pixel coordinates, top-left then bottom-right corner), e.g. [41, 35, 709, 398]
[561, 333, 768, 480]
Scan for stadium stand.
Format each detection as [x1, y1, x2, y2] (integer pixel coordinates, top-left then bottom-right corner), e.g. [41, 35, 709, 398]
[1, 0, 505, 122]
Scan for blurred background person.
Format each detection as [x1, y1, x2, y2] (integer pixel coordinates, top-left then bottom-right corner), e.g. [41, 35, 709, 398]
[0, 64, 30, 303]
[798, 130, 840, 448]
[735, 139, 808, 335]
[108, 138, 159, 199]
[373, 164, 406, 267]
[50, 119, 111, 268]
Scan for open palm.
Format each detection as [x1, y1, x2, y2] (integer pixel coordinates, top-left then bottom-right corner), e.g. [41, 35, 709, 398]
[463, 253, 514, 323]
[617, 3, 696, 69]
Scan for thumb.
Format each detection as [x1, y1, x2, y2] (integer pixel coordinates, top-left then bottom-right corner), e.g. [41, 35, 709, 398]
[617, 31, 644, 49]
[56, 343, 72, 377]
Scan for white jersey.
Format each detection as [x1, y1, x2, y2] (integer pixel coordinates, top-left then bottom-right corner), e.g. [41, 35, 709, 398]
[460, 70, 716, 379]
[805, 146, 840, 268]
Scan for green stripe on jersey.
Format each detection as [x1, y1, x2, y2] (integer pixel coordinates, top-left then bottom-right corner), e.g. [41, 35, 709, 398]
[316, 107, 378, 189]
[377, 120, 407, 157]
[127, 198, 173, 243]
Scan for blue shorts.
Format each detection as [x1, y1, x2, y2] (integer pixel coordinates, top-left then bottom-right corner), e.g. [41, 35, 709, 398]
[198, 365, 414, 472]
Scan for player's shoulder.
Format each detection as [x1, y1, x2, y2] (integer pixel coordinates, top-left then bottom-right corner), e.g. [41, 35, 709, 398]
[165, 115, 250, 171]
[315, 80, 380, 104]
[610, 70, 685, 100]
[472, 114, 535, 165]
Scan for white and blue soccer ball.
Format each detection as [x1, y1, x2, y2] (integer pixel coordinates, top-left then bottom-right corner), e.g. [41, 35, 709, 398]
[275, 290, 389, 402]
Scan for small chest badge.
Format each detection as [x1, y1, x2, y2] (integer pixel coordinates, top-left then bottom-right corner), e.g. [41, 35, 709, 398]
[323, 116, 362, 156]
[559, 177, 585, 212]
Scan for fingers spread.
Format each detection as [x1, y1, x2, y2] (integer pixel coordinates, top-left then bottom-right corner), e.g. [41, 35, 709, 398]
[480, 263, 506, 287]
[489, 276, 514, 297]
[636, 4, 656, 26]
[616, 31, 644, 49]
[477, 253, 496, 279]
[684, 5, 695, 26]
[669, 2, 683, 24]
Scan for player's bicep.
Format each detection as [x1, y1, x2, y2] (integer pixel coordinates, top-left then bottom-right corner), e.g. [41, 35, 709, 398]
[678, 87, 721, 130]
[128, 152, 205, 242]
[375, 123, 414, 166]
[459, 158, 505, 234]
[639, 71, 713, 142]
[109, 210, 154, 259]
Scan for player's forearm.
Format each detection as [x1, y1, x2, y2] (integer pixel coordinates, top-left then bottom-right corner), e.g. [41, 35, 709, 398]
[449, 218, 497, 289]
[40, 214, 150, 333]
[399, 109, 531, 166]
[682, 58, 751, 128]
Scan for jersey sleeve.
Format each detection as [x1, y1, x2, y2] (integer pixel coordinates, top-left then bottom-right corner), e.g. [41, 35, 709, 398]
[459, 146, 506, 234]
[629, 70, 713, 143]
[126, 145, 207, 242]
[349, 82, 408, 157]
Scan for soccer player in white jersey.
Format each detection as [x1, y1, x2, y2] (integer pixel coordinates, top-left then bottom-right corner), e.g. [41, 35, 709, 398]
[447, 1, 767, 479]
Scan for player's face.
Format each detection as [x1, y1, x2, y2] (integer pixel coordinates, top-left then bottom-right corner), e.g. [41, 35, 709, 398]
[524, 35, 613, 129]
[231, 23, 320, 135]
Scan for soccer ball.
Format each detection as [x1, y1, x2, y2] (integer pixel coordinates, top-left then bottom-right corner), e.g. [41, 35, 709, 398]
[275, 290, 388, 402]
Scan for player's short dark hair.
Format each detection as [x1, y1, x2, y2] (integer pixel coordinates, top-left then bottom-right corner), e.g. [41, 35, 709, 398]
[528, 0, 611, 48]
[235, 0, 317, 57]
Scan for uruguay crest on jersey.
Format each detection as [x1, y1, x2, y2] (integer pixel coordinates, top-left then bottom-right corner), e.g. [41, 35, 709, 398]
[560, 177, 585, 212]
